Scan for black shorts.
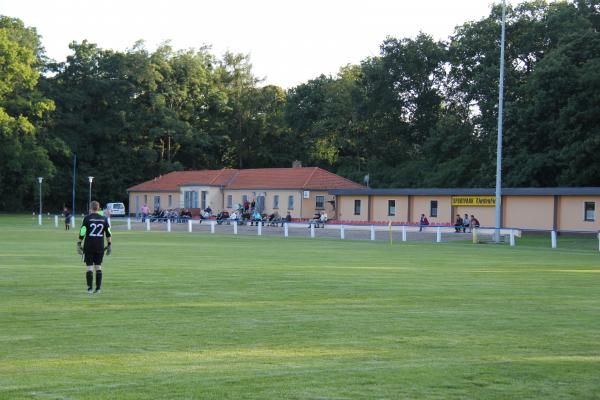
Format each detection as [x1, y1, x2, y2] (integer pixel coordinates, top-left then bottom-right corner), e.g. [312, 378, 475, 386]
[84, 250, 104, 266]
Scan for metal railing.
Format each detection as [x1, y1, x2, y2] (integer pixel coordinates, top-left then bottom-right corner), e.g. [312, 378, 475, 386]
[37, 214, 600, 251]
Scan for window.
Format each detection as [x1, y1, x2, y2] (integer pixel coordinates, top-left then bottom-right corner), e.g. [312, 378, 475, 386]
[168, 195, 172, 208]
[201, 191, 207, 210]
[154, 195, 161, 210]
[242, 195, 248, 203]
[354, 199, 361, 215]
[430, 200, 438, 218]
[273, 195, 279, 209]
[584, 202, 595, 221]
[315, 195, 325, 209]
[227, 195, 233, 208]
[288, 195, 294, 210]
[184, 191, 199, 208]
[388, 200, 396, 216]
[144, 194, 148, 205]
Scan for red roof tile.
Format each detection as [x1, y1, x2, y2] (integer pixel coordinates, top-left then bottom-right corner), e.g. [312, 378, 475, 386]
[128, 167, 363, 192]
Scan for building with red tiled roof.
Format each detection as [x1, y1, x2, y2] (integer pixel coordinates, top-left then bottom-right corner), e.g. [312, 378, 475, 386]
[127, 166, 363, 219]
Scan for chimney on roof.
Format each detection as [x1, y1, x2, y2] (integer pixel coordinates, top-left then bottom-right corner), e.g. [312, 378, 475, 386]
[292, 160, 302, 168]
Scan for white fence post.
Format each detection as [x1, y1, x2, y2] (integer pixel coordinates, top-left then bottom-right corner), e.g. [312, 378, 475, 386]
[370, 225, 375, 241]
[310, 223, 315, 238]
[284, 223, 289, 238]
[551, 230, 557, 249]
[436, 227, 442, 243]
[54, 215, 58, 227]
[597, 232, 600, 252]
[210, 221, 215, 234]
[340, 225, 345, 240]
[127, 217, 131, 230]
[146, 219, 150, 231]
[38, 214, 42, 226]
[257, 222, 262, 236]
[167, 219, 171, 232]
[71, 216, 75, 228]
[402, 225, 407, 242]
[233, 221, 238, 235]
[509, 229, 515, 246]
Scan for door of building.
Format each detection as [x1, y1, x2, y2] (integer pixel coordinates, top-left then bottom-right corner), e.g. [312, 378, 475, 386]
[256, 195, 265, 213]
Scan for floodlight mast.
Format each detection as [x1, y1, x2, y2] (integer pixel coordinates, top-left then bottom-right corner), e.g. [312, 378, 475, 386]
[495, 0, 506, 243]
[88, 176, 94, 212]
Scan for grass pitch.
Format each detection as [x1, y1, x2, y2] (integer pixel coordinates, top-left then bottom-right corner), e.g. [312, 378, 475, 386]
[1, 215, 599, 399]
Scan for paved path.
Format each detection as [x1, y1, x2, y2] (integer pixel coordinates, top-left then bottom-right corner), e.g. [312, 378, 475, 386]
[112, 220, 473, 243]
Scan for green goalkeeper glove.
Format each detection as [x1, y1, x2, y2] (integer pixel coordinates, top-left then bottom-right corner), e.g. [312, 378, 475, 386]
[76, 241, 83, 256]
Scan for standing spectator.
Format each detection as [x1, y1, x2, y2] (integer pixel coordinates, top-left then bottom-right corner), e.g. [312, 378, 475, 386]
[419, 214, 429, 232]
[63, 206, 71, 230]
[462, 214, 470, 233]
[141, 204, 149, 222]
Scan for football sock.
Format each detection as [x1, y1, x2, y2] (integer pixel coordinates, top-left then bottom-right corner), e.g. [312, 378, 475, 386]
[95, 270, 103, 290]
[86, 271, 93, 289]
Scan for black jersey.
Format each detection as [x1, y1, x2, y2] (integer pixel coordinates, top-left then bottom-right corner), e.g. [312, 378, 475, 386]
[79, 213, 111, 252]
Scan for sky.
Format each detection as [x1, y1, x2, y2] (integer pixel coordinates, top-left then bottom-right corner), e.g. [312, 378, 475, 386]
[0, 0, 516, 88]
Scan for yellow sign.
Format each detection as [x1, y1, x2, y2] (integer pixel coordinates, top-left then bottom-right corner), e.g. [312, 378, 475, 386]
[452, 196, 496, 207]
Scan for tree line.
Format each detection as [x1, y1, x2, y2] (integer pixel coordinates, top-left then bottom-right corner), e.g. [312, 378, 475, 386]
[1, 0, 599, 212]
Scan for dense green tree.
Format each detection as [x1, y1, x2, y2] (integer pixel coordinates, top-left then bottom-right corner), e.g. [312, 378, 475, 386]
[506, 30, 600, 186]
[285, 65, 367, 175]
[3, 1, 600, 212]
[0, 18, 55, 211]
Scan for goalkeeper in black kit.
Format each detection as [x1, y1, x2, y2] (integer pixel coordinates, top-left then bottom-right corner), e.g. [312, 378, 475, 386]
[77, 201, 112, 294]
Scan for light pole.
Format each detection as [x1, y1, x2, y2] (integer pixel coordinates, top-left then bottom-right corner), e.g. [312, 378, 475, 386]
[37, 177, 43, 225]
[88, 176, 94, 213]
[495, 0, 506, 243]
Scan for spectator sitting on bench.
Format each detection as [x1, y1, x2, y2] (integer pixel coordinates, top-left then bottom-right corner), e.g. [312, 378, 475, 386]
[250, 210, 262, 226]
[454, 214, 464, 233]
[150, 208, 164, 222]
[268, 211, 280, 226]
[470, 215, 480, 232]
[320, 212, 328, 226]
[282, 211, 292, 227]
[419, 214, 429, 232]
[180, 208, 192, 222]
[308, 212, 321, 228]
[229, 211, 238, 224]
[216, 210, 229, 224]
